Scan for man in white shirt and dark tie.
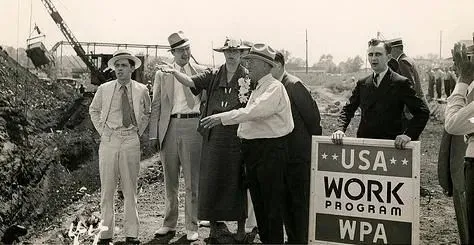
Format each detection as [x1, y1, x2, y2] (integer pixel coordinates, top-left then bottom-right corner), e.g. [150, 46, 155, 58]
[200, 43, 294, 244]
[89, 50, 151, 245]
[331, 38, 429, 149]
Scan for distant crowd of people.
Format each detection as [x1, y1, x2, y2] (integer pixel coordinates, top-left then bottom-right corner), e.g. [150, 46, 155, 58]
[88, 29, 474, 244]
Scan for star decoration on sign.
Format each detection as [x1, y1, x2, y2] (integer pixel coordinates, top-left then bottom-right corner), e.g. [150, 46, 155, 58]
[402, 158, 409, 165]
[321, 153, 328, 159]
[390, 157, 397, 165]
[332, 153, 339, 160]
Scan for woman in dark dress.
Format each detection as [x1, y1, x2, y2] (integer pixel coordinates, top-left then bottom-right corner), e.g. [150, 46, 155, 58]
[157, 38, 251, 242]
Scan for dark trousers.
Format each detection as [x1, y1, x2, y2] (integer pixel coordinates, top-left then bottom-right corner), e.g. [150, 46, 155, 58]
[436, 78, 443, 98]
[283, 160, 310, 244]
[464, 158, 474, 244]
[444, 79, 456, 97]
[242, 136, 287, 244]
[428, 78, 435, 100]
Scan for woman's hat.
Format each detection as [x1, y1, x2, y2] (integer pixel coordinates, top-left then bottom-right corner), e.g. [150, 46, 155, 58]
[107, 50, 142, 70]
[213, 37, 251, 52]
[242, 43, 276, 67]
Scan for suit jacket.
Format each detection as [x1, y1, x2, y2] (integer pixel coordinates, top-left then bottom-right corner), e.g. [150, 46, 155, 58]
[148, 62, 207, 148]
[397, 53, 424, 98]
[89, 79, 151, 136]
[282, 72, 322, 163]
[337, 68, 429, 140]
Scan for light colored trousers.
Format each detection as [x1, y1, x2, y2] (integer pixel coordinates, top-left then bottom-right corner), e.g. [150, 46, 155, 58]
[161, 118, 202, 231]
[98, 128, 140, 239]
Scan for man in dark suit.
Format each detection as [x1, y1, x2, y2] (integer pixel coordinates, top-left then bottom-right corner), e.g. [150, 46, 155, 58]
[271, 51, 322, 244]
[388, 38, 424, 99]
[332, 39, 429, 149]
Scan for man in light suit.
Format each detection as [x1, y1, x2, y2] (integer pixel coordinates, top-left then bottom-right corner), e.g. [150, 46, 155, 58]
[272, 51, 322, 244]
[89, 50, 151, 245]
[149, 31, 206, 241]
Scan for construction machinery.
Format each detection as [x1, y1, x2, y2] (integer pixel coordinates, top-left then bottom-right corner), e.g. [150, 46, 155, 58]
[26, 25, 54, 68]
[39, 0, 110, 85]
[38, 0, 167, 85]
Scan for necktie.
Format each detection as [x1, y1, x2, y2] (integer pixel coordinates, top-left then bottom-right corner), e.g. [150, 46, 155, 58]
[121, 85, 136, 127]
[374, 73, 380, 87]
[180, 66, 195, 108]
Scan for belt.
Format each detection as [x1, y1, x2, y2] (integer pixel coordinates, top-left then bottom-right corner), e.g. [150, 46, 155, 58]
[102, 125, 137, 136]
[171, 113, 200, 119]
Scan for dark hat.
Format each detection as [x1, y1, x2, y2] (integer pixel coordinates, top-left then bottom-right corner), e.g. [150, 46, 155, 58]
[213, 37, 251, 52]
[388, 38, 403, 47]
[168, 31, 191, 51]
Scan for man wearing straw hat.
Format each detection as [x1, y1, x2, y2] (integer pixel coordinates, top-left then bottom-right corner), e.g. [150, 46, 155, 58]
[89, 50, 151, 245]
[149, 31, 206, 241]
[200, 43, 294, 244]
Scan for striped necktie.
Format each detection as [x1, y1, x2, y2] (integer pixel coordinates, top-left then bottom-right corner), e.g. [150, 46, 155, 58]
[180, 66, 195, 108]
[121, 85, 136, 127]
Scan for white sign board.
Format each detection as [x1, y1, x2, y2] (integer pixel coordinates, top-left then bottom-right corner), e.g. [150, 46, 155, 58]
[309, 136, 420, 245]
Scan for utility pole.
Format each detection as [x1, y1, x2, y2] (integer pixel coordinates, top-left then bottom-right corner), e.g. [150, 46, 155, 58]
[305, 29, 308, 74]
[211, 41, 215, 68]
[439, 30, 443, 61]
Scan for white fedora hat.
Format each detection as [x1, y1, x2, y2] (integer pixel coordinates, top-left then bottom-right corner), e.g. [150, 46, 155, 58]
[168, 31, 191, 51]
[242, 43, 276, 67]
[107, 50, 142, 70]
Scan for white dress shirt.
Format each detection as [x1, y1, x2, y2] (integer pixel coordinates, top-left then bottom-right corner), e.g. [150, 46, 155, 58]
[171, 63, 200, 114]
[219, 73, 294, 139]
[373, 68, 388, 87]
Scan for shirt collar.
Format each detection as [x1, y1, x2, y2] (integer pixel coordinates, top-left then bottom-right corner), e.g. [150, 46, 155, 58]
[374, 68, 388, 78]
[256, 73, 275, 89]
[278, 71, 286, 82]
[117, 80, 132, 88]
[396, 53, 404, 61]
[174, 63, 190, 73]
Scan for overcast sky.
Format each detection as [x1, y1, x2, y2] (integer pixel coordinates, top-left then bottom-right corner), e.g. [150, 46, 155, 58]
[2, 0, 473, 65]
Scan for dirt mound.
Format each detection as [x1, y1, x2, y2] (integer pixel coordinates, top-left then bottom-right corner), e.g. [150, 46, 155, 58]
[0, 50, 98, 238]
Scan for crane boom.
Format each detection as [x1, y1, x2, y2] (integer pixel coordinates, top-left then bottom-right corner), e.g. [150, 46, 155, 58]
[40, 0, 106, 84]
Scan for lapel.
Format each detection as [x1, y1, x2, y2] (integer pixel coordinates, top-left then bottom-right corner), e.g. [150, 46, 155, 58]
[365, 69, 394, 108]
[130, 80, 141, 121]
[188, 63, 198, 76]
[164, 70, 175, 104]
[103, 81, 116, 120]
[397, 53, 407, 62]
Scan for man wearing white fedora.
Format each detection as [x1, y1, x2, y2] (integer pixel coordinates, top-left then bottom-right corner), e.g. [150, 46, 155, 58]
[89, 50, 151, 245]
[149, 31, 206, 241]
[200, 43, 294, 244]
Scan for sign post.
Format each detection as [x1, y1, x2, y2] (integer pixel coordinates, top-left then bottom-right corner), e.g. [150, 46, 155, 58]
[309, 136, 420, 244]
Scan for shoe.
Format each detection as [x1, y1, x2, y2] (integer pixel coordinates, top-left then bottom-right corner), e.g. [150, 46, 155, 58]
[155, 226, 176, 236]
[199, 220, 210, 227]
[245, 226, 257, 233]
[186, 230, 199, 241]
[125, 237, 140, 244]
[97, 238, 113, 245]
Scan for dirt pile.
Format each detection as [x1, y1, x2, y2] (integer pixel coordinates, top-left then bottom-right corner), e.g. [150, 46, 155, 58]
[0, 49, 98, 238]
